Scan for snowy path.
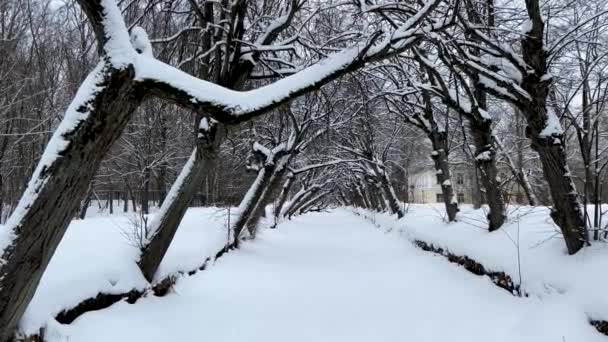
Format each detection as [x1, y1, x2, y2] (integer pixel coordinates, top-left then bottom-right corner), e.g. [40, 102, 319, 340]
[51, 209, 602, 342]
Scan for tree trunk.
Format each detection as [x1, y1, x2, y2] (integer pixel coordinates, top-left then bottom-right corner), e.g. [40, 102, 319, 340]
[123, 185, 129, 213]
[246, 157, 290, 237]
[0, 64, 145, 342]
[137, 120, 225, 282]
[518, 1, 587, 254]
[375, 185, 388, 212]
[494, 134, 537, 206]
[0, 174, 4, 224]
[471, 121, 506, 231]
[376, 170, 404, 218]
[354, 185, 369, 209]
[136, 149, 203, 281]
[298, 190, 328, 214]
[78, 188, 93, 220]
[109, 190, 114, 214]
[141, 167, 151, 215]
[286, 186, 321, 218]
[157, 113, 169, 206]
[462, 0, 504, 229]
[232, 166, 274, 245]
[273, 172, 294, 223]
[429, 131, 459, 221]
[470, 164, 483, 209]
[530, 132, 588, 253]
[364, 185, 382, 211]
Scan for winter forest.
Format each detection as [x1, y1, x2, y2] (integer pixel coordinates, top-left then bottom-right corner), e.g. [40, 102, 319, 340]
[1, 0, 608, 340]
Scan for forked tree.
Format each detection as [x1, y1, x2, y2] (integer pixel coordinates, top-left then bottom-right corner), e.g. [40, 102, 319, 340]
[0, 0, 448, 339]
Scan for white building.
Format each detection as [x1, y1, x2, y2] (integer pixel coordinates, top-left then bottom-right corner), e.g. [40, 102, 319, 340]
[408, 169, 471, 204]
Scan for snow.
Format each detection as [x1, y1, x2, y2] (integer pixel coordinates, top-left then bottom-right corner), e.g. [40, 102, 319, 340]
[130, 26, 153, 57]
[20, 207, 229, 335]
[100, 0, 136, 67]
[134, 45, 365, 117]
[478, 108, 491, 120]
[199, 117, 209, 131]
[521, 19, 533, 34]
[539, 107, 563, 137]
[354, 204, 608, 329]
[39, 209, 605, 342]
[0, 62, 106, 268]
[252, 142, 272, 158]
[476, 150, 492, 161]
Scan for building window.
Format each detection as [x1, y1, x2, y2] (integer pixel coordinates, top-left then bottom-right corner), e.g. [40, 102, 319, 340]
[457, 193, 465, 203]
[456, 173, 464, 185]
[436, 193, 443, 203]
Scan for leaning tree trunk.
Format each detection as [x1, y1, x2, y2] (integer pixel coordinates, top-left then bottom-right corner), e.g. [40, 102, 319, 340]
[246, 156, 291, 236]
[355, 184, 371, 209]
[375, 168, 404, 218]
[78, 184, 94, 219]
[137, 120, 225, 282]
[530, 126, 587, 253]
[470, 120, 506, 231]
[348, 188, 363, 208]
[273, 172, 295, 223]
[519, 1, 587, 254]
[286, 186, 321, 218]
[374, 184, 388, 212]
[362, 185, 380, 211]
[298, 190, 329, 215]
[232, 165, 275, 246]
[137, 149, 205, 281]
[283, 185, 315, 218]
[0, 63, 145, 342]
[429, 131, 459, 221]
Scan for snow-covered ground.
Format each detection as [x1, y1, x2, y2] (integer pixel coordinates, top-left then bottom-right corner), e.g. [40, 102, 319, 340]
[355, 204, 608, 329]
[21, 207, 231, 335]
[34, 208, 604, 341]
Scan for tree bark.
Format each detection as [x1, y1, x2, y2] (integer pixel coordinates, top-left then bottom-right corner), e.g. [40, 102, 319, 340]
[0, 174, 4, 224]
[273, 172, 294, 223]
[366, 184, 382, 212]
[530, 131, 587, 253]
[494, 135, 537, 206]
[375, 185, 389, 212]
[247, 156, 290, 235]
[471, 121, 506, 231]
[298, 190, 329, 214]
[429, 131, 459, 221]
[375, 170, 404, 218]
[463, 0, 505, 231]
[141, 167, 151, 215]
[0, 65, 145, 342]
[78, 187, 93, 220]
[109, 190, 114, 214]
[137, 120, 225, 282]
[232, 166, 274, 246]
[356, 184, 371, 209]
[286, 186, 321, 218]
[518, 0, 587, 254]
